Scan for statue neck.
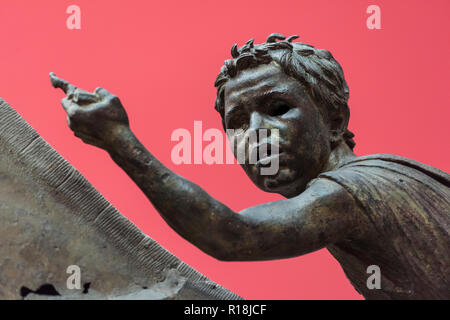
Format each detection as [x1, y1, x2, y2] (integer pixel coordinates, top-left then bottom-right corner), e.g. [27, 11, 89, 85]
[322, 140, 358, 173]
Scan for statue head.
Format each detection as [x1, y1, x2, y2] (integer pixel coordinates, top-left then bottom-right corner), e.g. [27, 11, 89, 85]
[214, 33, 355, 197]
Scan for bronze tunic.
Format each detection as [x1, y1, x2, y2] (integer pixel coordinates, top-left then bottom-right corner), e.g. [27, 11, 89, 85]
[318, 154, 450, 299]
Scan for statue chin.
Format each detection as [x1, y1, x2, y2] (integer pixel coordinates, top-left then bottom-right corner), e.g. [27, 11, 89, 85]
[257, 168, 302, 196]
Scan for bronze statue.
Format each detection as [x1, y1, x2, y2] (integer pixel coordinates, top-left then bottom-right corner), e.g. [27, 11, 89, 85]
[50, 33, 450, 300]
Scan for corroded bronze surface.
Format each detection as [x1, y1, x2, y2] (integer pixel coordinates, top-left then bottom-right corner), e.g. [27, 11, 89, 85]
[0, 98, 240, 300]
[49, 34, 449, 299]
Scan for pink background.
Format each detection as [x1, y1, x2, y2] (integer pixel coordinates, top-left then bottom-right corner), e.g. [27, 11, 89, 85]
[1, 0, 449, 299]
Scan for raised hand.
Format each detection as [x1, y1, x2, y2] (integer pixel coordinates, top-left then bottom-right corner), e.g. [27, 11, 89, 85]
[50, 72, 129, 150]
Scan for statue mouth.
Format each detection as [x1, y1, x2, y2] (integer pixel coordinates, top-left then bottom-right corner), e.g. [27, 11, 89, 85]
[249, 143, 283, 167]
[256, 152, 284, 168]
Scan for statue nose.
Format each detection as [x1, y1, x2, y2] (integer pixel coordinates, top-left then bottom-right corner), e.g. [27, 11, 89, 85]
[249, 112, 271, 138]
[249, 111, 262, 129]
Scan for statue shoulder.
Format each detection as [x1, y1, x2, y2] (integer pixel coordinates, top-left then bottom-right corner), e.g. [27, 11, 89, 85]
[329, 153, 450, 188]
[311, 153, 450, 219]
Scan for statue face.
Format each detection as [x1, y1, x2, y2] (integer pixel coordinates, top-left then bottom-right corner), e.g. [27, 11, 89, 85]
[223, 61, 331, 197]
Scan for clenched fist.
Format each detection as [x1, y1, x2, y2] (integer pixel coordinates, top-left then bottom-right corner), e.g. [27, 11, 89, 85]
[50, 72, 129, 150]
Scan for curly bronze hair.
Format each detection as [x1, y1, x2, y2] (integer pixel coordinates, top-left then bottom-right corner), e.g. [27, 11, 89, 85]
[214, 33, 355, 150]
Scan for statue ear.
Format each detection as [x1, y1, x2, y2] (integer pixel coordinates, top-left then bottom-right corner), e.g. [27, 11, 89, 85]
[328, 114, 346, 149]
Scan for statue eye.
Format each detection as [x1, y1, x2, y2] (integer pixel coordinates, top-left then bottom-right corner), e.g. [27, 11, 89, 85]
[227, 112, 249, 130]
[268, 102, 291, 116]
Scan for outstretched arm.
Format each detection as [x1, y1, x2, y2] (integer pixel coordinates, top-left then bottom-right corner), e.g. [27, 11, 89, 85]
[50, 73, 360, 261]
